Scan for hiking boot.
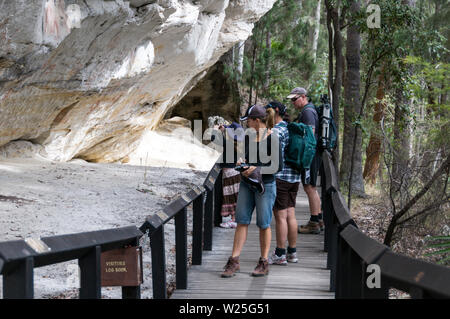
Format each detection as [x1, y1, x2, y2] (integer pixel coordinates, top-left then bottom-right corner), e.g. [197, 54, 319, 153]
[287, 252, 298, 263]
[319, 219, 324, 231]
[251, 257, 269, 277]
[221, 256, 240, 278]
[298, 221, 321, 234]
[268, 251, 287, 266]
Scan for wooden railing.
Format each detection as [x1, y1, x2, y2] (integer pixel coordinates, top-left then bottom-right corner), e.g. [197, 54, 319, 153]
[0, 161, 224, 299]
[138, 162, 223, 298]
[0, 226, 143, 298]
[320, 150, 450, 299]
[1, 151, 449, 299]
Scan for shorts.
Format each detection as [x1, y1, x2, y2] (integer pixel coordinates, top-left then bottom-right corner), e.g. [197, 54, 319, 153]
[235, 180, 276, 229]
[274, 179, 300, 211]
[300, 153, 322, 187]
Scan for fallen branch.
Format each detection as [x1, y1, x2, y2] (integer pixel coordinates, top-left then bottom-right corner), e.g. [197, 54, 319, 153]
[396, 195, 450, 226]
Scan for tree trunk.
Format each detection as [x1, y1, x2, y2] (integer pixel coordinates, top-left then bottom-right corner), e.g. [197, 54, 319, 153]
[264, 30, 271, 91]
[392, 74, 412, 195]
[236, 41, 245, 76]
[340, 0, 365, 197]
[325, 0, 344, 173]
[391, 0, 416, 196]
[309, 0, 322, 63]
[248, 43, 257, 107]
[363, 69, 386, 184]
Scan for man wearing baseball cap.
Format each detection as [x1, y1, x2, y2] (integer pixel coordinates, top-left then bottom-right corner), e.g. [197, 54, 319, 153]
[287, 87, 323, 234]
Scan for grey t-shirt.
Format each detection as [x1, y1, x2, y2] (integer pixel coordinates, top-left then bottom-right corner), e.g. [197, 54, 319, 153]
[296, 103, 319, 139]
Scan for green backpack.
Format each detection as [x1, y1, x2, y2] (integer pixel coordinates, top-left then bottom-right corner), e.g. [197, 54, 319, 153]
[284, 122, 317, 171]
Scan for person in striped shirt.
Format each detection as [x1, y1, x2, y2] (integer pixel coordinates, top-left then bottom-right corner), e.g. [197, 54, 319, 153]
[265, 101, 301, 265]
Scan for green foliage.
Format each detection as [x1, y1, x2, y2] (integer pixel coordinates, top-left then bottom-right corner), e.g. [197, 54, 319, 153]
[356, 0, 420, 90]
[403, 56, 450, 152]
[225, 0, 328, 104]
[306, 70, 329, 104]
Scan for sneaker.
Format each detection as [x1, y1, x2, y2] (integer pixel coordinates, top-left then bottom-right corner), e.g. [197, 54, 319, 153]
[319, 219, 324, 231]
[298, 220, 321, 234]
[287, 252, 298, 263]
[221, 256, 240, 278]
[222, 215, 231, 222]
[251, 257, 269, 277]
[268, 251, 287, 265]
[220, 221, 237, 229]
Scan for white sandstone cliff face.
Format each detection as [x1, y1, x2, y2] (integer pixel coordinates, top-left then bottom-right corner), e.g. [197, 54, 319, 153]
[0, 0, 275, 164]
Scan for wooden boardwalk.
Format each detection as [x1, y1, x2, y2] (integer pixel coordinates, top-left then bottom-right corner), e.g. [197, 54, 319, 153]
[171, 190, 334, 299]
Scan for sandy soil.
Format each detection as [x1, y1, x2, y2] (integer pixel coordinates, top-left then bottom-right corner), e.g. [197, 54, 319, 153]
[0, 158, 209, 298]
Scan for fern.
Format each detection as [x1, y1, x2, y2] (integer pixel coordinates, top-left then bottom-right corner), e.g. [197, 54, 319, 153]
[424, 235, 450, 265]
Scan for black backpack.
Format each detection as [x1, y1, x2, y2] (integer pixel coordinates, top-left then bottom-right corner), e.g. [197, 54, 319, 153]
[306, 94, 337, 152]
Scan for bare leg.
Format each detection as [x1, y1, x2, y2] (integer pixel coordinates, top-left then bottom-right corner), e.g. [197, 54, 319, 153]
[303, 184, 321, 215]
[231, 224, 248, 257]
[259, 227, 272, 259]
[286, 207, 298, 248]
[274, 209, 288, 249]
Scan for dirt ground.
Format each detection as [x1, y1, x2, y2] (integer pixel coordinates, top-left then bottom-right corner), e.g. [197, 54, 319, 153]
[0, 158, 209, 298]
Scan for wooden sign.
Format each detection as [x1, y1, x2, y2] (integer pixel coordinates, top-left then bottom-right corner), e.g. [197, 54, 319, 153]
[101, 246, 143, 287]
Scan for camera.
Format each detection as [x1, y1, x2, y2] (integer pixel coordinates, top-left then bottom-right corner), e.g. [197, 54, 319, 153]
[234, 164, 250, 172]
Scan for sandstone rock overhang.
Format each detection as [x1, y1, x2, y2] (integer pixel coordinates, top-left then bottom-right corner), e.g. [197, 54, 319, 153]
[0, 0, 276, 163]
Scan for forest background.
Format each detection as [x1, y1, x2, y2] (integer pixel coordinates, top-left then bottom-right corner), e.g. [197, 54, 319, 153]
[222, 0, 449, 266]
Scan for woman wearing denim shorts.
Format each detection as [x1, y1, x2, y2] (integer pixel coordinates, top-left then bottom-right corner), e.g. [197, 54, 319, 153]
[221, 105, 282, 278]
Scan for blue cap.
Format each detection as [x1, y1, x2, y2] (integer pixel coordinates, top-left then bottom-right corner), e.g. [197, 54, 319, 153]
[265, 101, 287, 116]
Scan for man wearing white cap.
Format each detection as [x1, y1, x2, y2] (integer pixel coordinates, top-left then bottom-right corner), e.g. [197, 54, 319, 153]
[287, 87, 323, 234]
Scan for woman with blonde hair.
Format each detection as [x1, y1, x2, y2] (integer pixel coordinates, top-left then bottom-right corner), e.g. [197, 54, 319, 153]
[221, 104, 282, 278]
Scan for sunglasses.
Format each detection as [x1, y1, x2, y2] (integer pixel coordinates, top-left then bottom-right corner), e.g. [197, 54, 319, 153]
[291, 96, 300, 102]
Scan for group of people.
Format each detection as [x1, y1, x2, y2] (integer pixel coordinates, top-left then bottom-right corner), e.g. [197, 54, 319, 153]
[217, 86, 324, 278]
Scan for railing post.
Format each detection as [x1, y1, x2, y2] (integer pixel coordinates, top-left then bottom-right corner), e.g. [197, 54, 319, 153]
[321, 173, 330, 253]
[409, 287, 431, 299]
[79, 245, 101, 299]
[203, 189, 213, 251]
[122, 284, 141, 299]
[3, 257, 34, 299]
[335, 233, 346, 298]
[327, 214, 338, 292]
[214, 170, 223, 227]
[122, 236, 141, 299]
[175, 207, 188, 289]
[192, 193, 204, 265]
[149, 226, 167, 299]
[346, 249, 364, 298]
[324, 180, 338, 291]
